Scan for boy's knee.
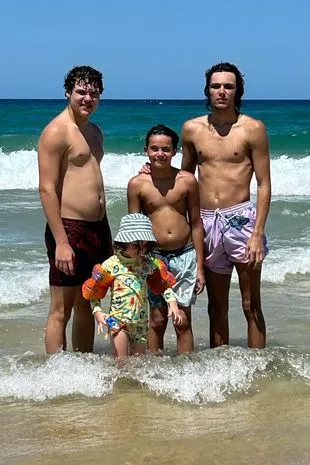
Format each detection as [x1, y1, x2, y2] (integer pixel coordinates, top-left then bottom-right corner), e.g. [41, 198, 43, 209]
[49, 307, 71, 326]
[208, 303, 228, 321]
[149, 310, 168, 330]
[174, 320, 192, 334]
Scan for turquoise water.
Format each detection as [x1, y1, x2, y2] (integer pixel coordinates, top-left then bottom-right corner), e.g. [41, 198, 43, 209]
[1, 99, 310, 155]
[0, 99, 310, 465]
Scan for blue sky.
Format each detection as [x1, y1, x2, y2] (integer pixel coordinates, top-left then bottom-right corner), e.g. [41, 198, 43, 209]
[1, 0, 309, 99]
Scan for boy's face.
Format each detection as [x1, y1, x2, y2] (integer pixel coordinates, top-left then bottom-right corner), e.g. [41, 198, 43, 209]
[209, 71, 237, 111]
[145, 134, 176, 168]
[66, 81, 101, 118]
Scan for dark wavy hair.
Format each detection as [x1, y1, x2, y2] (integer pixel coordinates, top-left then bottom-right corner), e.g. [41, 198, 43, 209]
[64, 65, 104, 95]
[204, 62, 245, 111]
[145, 124, 179, 149]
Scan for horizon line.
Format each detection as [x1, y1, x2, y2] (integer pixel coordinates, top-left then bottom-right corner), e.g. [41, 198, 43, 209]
[0, 97, 310, 101]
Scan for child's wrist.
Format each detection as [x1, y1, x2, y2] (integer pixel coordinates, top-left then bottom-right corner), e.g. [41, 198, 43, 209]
[92, 306, 103, 315]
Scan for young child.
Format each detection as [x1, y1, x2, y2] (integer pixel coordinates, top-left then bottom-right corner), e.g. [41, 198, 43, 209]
[82, 213, 183, 358]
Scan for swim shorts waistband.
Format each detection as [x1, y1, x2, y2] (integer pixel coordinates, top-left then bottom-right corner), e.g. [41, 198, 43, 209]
[200, 201, 253, 218]
[154, 242, 194, 258]
[60, 216, 108, 227]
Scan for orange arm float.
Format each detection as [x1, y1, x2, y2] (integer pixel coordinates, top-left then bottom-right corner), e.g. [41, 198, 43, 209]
[82, 264, 115, 300]
[147, 258, 176, 295]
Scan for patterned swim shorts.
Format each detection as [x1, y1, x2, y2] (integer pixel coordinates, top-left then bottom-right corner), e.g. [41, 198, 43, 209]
[201, 201, 268, 275]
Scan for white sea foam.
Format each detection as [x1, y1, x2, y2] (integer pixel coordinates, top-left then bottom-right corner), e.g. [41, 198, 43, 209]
[0, 348, 308, 403]
[281, 207, 310, 217]
[0, 261, 48, 308]
[1, 149, 310, 196]
[0, 352, 118, 401]
[127, 347, 273, 403]
[233, 246, 310, 284]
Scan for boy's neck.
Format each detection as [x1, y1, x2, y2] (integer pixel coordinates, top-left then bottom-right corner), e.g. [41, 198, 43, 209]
[208, 109, 239, 126]
[151, 165, 176, 179]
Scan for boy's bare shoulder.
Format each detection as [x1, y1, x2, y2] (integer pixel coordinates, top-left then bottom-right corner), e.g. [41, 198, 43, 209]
[182, 115, 208, 135]
[128, 173, 151, 188]
[177, 170, 197, 184]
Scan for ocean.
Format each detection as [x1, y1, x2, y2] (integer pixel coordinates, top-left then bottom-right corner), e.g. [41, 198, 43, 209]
[0, 99, 309, 465]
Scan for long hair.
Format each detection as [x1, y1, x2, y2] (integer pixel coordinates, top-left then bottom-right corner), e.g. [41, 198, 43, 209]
[204, 62, 245, 111]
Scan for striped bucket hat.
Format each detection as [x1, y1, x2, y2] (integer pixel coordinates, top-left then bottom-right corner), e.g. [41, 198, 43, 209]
[114, 213, 156, 243]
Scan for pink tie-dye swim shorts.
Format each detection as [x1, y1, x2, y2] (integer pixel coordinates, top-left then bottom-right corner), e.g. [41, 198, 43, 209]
[201, 201, 268, 275]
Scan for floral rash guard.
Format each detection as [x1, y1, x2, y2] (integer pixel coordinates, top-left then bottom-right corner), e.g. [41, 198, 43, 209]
[82, 254, 176, 342]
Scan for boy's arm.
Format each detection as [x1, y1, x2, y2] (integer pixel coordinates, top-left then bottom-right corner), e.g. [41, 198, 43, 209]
[181, 121, 198, 174]
[38, 125, 75, 276]
[247, 120, 271, 268]
[187, 175, 205, 294]
[127, 176, 142, 213]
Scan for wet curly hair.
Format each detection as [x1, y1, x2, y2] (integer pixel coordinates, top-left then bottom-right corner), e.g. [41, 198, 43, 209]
[64, 65, 104, 95]
[204, 62, 245, 111]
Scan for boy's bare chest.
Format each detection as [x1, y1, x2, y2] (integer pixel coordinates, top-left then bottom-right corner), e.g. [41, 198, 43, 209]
[141, 181, 187, 210]
[196, 130, 249, 164]
[66, 130, 102, 166]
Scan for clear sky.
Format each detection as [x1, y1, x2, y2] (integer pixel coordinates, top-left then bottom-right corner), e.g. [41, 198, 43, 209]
[1, 0, 309, 99]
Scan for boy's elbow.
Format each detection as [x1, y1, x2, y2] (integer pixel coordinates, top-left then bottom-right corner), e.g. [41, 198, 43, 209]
[38, 183, 56, 201]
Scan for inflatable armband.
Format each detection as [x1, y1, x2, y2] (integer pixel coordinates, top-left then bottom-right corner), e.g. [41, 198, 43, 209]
[82, 264, 114, 300]
[147, 257, 176, 295]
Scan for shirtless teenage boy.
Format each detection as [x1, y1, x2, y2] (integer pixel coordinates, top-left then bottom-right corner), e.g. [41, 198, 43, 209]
[182, 62, 271, 348]
[38, 65, 112, 354]
[127, 124, 205, 353]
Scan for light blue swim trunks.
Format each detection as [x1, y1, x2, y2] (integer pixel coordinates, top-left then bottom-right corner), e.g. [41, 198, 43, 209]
[148, 243, 197, 308]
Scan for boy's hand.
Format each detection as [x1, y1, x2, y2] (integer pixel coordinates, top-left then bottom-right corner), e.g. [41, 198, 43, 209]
[195, 268, 206, 294]
[138, 162, 151, 175]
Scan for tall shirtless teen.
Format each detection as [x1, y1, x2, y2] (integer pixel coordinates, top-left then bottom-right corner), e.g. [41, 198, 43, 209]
[38, 66, 112, 354]
[128, 124, 205, 353]
[182, 62, 271, 348]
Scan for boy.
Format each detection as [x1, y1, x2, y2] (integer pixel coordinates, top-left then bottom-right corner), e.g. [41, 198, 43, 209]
[181, 62, 270, 348]
[38, 65, 112, 354]
[127, 124, 205, 353]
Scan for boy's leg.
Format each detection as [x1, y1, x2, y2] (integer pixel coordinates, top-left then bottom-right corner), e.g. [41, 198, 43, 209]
[223, 202, 267, 348]
[45, 286, 76, 353]
[167, 243, 196, 353]
[205, 268, 232, 348]
[173, 306, 193, 353]
[72, 288, 95, 353]
[148, 306, 169, 352]
[235, 263, 266, 348]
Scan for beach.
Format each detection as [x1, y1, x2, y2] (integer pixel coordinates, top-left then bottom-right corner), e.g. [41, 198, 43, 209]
[0, 99, 310, 464]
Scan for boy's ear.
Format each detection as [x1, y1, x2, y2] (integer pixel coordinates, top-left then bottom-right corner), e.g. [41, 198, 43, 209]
[144, 146, 148, 154]
[65, 92, 70, 99]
